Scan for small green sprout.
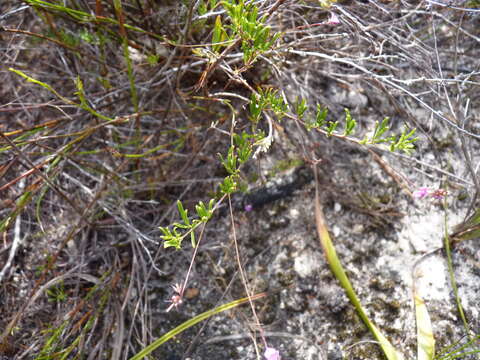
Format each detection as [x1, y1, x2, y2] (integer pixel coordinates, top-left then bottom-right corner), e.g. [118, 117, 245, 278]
[160, 227, 183, 250]
[195, 199, 215, 222]
[160, 199, 216, 249]
[326, 121, 339, 137]
[389, 128, 417, 153]
[176, 200, 191, 227]
[306, 104, 329, 130]
[219, 175, 238, 194]
[249, 88, 287, 124]
[47, 281, 67, 303]
[222, 0, 282, 63]
[219, 145, 238, 175]
[366, 117, 391, 144]
[295, 97, 308, 119]
[212, 15, 228, 53]
[234, 132, 253, 163]
[343, 108, 356, 136]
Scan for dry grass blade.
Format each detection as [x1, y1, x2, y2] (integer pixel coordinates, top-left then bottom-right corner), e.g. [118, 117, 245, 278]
[414, 289, 435, 360]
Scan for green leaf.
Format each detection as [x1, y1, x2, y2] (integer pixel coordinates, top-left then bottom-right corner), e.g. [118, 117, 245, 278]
[198, 2, 207, 15]
[234, 132, 253, 163]
[0, 191, 33, 232]
[295, 98, 308, 119]
[220, 175, 237, 194]
[195, 201, 209, 221]
[371, 117, 390, 143]
[9, 67, 74, 105]
[160, 227, 182, 250]
[254, 26, 269, 49]
[208, 199, 215, 212]
[326, 121, 338, 136]
[173, 222, 189, 229]
[163, 239, 181, 249]
[315, 104, 328, 128]
[389, 128, 417, 153]
[75, 76, 88, 107]
[219, 146, 238, 175]
[343, 108, 356, 136]
[177, 200, 190, 226]
[147, 54, 160, 65]
[212, 15, 224, 52]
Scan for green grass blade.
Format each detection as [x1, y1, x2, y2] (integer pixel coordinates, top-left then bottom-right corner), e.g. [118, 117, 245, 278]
[25, 0, 163, 40]
[113, 0, 138, 113]
[129, 293, 266, 360]
[443, 202, 470, 338]
[0, 191, 33, 232]
[451, 207, 480, 243]
[314, 172, 404, 360]
[9, 68, 75, 105]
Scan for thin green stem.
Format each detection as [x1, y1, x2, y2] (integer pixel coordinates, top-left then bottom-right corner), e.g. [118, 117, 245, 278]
[443, 199, 470, 339]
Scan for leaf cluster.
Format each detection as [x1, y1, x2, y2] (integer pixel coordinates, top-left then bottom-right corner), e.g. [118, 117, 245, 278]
[297, 98, 417, 154]
[161, 131, 253, 250]
[249, 87, 288, 123]
[160, 199, 215, 250]
[215, 0, 282, 63]
[218, 132, 253, 194]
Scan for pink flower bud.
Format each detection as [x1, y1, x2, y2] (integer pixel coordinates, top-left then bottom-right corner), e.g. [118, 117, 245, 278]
[264, 347, 281, 360]
[412, 187, 430, 199]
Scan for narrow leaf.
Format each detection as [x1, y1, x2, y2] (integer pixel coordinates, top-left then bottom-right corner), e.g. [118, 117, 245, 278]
[212, 15, 223, 52]
[414, 291, 435, 360]
[177, 200, 190, 225]
[313, 167, 404, 360]
[129, 292, 267, 360]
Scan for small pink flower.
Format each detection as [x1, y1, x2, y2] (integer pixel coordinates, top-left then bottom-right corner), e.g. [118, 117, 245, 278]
[264, 347, 281, 360]
[412, 187, 447, 200]
[165, 283, 183, 312]
[431, 188, 447, 200]
[326, 13, 340, 26]
[244, 204, 253, 212]
[412, 187, 430, 199]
